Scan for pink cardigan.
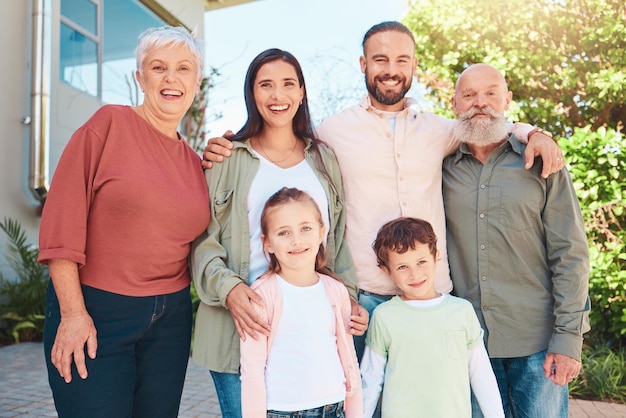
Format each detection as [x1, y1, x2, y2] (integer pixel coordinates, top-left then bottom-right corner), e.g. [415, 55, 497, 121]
[240, 273, 363, 418]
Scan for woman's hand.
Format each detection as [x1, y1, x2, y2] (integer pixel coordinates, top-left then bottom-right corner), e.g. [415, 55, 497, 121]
[349, 299, 369, 336]
[226, 283, 270, 340]
[51, 311, 98, 383]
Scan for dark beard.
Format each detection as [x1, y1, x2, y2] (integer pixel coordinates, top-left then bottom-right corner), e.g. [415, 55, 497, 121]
[453, 106, 509, 146]
[365, 73, 411, 106]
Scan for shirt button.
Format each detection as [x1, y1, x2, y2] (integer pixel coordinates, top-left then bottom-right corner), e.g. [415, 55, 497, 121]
[482, 306, 488, 311]
[480, 244, 486, 250]
[480, 184, 486, 189]
[481, 276, 487, 281]
[479, 213, 485, 219]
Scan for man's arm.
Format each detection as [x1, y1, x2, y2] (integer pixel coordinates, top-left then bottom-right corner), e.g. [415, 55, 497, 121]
[541, 167, 590, 384]
[202, 132, 234, 169]
[510, 123, 564, 178]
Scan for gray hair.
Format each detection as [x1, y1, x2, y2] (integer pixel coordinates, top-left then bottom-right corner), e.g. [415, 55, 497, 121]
[135, 26, 204, 76]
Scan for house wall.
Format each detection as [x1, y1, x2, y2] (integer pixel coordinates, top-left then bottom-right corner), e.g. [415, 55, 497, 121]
[0, 1, 40, 261]
[0, 0, 206, 277]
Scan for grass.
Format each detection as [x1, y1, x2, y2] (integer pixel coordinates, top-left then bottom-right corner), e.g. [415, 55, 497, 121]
[570, 345, 626, 404]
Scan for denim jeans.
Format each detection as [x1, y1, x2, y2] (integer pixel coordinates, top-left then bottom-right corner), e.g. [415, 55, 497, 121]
[471, 350, 569, 418]
[44, 282, 192, 418]
[210, 370, 242, 418]
[267, 401, 344, 417]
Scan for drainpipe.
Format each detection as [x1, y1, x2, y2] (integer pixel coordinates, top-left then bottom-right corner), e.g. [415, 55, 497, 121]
[29, 0, 51, 204]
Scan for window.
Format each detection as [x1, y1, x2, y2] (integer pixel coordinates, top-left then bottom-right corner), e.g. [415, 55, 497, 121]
[60, 0, 169, 104]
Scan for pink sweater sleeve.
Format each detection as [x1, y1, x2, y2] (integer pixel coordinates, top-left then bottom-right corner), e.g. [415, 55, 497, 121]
[240, 282, 273, 418]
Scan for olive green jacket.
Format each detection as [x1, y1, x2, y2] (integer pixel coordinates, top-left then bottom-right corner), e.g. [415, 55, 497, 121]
[191, 138, 357, 373]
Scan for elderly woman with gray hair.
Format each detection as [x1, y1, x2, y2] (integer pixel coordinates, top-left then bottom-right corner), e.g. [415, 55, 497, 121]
[38, 26, 209, 418]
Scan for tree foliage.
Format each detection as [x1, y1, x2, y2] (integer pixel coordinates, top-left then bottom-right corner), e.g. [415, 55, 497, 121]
[404, 0, 626, 135]
[560, 127, 626, 347]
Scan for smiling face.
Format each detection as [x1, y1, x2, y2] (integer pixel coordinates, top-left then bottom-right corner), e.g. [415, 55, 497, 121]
[360, 30, 416, 112]
[136, 44, 200, 126]
[253, 60, 304, 130]
[382, 243, 439, 301]
[261, 199, 325, 279]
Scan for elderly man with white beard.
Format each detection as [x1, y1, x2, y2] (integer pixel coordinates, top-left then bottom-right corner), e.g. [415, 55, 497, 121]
[442, 63, 590, 418]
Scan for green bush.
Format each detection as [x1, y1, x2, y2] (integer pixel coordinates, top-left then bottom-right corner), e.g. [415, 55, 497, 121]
[559, 127, 626, 348]
[0, 218, 48, 343]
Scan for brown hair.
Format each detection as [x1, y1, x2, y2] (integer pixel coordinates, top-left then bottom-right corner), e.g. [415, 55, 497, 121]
[260, 187, 338, 279]
[373, 217, 438, 269]
[362, 21, 416, 54]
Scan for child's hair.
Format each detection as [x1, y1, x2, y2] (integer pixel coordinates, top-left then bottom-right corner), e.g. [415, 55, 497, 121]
[373, 217, 438, 269]
[260, 187, 338, 279]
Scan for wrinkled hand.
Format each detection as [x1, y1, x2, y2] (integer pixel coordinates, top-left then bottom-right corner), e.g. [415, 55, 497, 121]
[201, 131, 235, 169]
[524, 132, 564, 178]
[51, 311, 97, 383]
[349, 299, 369, 336]
[543, 352, 581, 386]
[226, 283, 269, 341]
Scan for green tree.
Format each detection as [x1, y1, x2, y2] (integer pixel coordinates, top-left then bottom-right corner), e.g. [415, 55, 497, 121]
[404, 0, 626, 135]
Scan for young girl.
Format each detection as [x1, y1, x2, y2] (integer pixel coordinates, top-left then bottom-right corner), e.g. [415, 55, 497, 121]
[240, 187, 362, 418]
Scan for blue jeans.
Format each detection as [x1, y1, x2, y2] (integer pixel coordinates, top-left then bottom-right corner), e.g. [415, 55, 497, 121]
[354, 290, 394, 361]
[44, 282, 192, 418]
[210, 370, 242, 418]
[267, 401, 344, 417]
[471, 350, 569, 418]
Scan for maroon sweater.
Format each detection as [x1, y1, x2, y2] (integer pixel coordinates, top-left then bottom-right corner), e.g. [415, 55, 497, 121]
[38, 105, 210, 296]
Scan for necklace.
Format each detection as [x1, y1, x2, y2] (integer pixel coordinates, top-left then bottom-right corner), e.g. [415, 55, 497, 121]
[255, 137, 299, 165]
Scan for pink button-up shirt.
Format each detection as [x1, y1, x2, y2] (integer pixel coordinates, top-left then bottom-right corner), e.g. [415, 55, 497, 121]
[316, 95, 458, 295]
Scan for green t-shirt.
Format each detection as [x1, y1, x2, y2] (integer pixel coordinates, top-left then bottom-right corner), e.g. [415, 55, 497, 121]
[366, 294, 483, 417]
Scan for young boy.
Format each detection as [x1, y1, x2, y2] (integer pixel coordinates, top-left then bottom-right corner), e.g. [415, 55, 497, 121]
[360, 217, 504, 418]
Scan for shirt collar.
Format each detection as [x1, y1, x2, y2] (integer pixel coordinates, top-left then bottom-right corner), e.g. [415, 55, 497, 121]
[454, 133, 523, 163]
[358, 94, 418, 115]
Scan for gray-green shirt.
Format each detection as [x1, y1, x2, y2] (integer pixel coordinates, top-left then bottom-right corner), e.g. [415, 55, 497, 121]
[442, 134, 590, 360]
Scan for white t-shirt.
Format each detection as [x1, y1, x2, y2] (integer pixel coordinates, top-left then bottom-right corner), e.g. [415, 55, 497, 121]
[265, 275, 345, 411]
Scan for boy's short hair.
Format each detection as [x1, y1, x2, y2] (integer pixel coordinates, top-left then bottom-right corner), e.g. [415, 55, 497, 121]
[373, 217, 438, 269]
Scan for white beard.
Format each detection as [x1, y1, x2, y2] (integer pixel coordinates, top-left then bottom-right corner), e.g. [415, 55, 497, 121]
[453, 106, 509, 146]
